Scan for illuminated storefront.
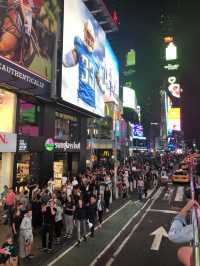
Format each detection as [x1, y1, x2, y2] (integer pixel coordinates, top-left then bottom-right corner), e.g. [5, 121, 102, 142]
[0, 89, 17, 190]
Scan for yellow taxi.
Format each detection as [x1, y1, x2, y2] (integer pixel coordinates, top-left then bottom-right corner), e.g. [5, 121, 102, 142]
[179, 162, 189, 171]
[171, 169, 189, 183]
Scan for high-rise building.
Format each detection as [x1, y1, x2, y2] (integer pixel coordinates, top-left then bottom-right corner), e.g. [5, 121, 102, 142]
[160, 3, 183, 151]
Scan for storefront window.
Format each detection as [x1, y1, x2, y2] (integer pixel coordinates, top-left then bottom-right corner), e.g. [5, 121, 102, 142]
[55, 112, 79, 141]
[18, 100, 40, 137]
[16, 153, 40, 192]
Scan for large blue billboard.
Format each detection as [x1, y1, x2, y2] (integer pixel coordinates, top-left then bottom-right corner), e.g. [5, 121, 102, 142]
[62, 0, 119, 116]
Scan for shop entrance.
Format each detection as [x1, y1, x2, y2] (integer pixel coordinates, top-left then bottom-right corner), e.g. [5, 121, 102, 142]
[53, 152, 80, 189]
[16, 152, 40, 192]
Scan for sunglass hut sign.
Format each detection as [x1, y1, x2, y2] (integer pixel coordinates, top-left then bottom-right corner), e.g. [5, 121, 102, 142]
[45, 138, 80, 152]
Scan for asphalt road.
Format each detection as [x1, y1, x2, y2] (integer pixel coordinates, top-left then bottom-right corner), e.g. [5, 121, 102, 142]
[96, 183, 187, 266]
[46, 183, 188, 266]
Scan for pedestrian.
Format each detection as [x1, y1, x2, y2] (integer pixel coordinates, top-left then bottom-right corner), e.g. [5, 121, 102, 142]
[63, 195, 75, 239]
[97, 194, 104, 228]
[4, 188, 16, 225]
[19, 209, 34, 260]
[144, 177, 149, 198]
[0, 234, 18, 266]
[87, 195, 97, 237]
[41, 199, 56, 252]
[137, 177, 144, 200]
[54, 200, 63, 244]
[12, 204, 23, 252]
[104, 186, 111, 212]
[122, 182, 128, 198]
[74, 199, 87, 247]
[19, 190, 30, 215]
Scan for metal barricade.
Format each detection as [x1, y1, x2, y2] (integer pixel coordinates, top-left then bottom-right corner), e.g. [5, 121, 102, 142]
[190, 164, 200, 266]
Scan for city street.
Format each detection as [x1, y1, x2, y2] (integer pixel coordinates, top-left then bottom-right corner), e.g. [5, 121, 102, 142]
[45, 184, 188, 266]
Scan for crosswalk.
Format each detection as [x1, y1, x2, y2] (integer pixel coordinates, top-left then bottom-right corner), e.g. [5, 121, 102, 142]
[161, 184, 188, 206]
[174, 186, 184, 202]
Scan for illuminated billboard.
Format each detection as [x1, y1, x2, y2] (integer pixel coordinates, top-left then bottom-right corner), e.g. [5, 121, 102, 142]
[131, 123, 144, 138]
[123, 87, 137, 110]
[167, 108, 181, 132]
[0, 0, 59, 97]
[61, 0, 119, 116]
[126, 49, 136, 66]
[166, 42, 177, 61]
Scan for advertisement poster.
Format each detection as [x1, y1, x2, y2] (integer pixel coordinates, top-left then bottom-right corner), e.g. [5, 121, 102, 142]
[0, 0, 59, 97]
[62, 0, 119, 116]
[123, 87, 137, 110]
[131, 124, 144, 138]
[167, 108, 181, 132]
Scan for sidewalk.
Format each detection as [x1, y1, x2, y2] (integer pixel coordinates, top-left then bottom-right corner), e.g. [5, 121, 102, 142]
[0, 189, 153, 266]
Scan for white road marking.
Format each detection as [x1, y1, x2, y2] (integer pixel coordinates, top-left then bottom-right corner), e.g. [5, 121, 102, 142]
[47, 200, 131, 266]
[101, 187, 164, 266]
[89, 197, 152, 266]
[150, 226, 168, 251]
[163, 188, 174, 201]
[148, 209, 178, 214]
[105, 257, 114, 266]
[174, 186, 184, 202]
[48, 187, 158, 266]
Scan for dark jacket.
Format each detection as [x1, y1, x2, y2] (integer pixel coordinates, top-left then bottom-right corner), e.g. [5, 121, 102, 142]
[74, 207, 86, 221]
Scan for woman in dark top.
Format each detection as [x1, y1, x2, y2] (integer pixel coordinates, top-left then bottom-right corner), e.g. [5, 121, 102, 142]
[12, 205, 23, 250]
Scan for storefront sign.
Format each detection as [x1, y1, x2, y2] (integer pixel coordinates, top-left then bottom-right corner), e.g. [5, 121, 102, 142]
[0, 133, 17, 152]
[18, 137, 29, 152]
[55, 141, 81, 151]
[44, 138, 81, 152]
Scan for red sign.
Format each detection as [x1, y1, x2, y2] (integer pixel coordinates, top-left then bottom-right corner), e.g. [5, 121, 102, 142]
[0, 133, 8, 144]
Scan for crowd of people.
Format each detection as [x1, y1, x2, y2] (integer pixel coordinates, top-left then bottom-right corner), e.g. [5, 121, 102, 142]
[0, 152, 182, 266]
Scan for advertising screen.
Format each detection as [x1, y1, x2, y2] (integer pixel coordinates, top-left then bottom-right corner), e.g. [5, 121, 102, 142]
[131, 123, 143, 138]
[166, 42, 177, 61]
[123, 87, 137, 110]
[61, 0, 119, 116]
[0, 0, 59, 97]
[167, 108, 181, 132]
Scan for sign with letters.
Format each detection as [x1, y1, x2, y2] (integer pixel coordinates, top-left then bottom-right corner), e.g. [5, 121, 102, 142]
[0, 132, 17, 152]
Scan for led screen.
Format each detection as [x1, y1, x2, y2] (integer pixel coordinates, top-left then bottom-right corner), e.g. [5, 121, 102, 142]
[131, 123, 143, 138]
[167, 108, 181, 132]
[166, 42, 177, 61]
[61, 0, 119, 116]
[0, 0, 59, 97]
[19, 100, 37, 123]
[123, 87, 137, 110]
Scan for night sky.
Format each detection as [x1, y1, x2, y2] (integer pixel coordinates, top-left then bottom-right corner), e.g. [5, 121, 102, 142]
[106, 0, 200, 146]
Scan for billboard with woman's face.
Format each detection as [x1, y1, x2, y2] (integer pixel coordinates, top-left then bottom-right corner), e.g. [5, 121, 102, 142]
[0, 0, 60, 97]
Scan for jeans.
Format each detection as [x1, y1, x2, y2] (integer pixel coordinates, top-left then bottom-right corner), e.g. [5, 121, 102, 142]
[168, 215, 193, 243]
[76, 219, 86, 241]
[64, 214, 74, 235]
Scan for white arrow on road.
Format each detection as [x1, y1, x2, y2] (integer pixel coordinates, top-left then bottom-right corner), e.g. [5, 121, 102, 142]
[150, 226, 168, 251]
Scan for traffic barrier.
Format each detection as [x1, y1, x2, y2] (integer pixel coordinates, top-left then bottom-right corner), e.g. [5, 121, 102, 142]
[189, 162, 200, 266]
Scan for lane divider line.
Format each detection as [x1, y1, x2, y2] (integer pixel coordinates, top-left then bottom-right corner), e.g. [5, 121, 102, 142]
[148, 209, 178, 214]
[47, 200, 131, 266]
[48, 186, 158, 266]
[100, 187, 164, 266]
[89, 188, 162, 266]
